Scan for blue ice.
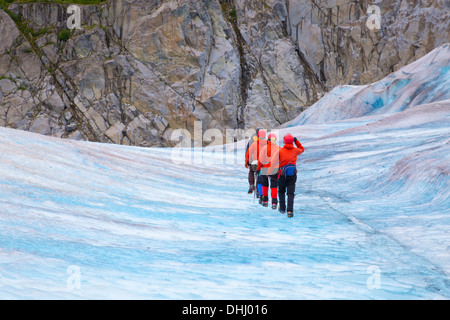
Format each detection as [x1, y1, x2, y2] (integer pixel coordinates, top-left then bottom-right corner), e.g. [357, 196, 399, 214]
[0, 45, 449, 300]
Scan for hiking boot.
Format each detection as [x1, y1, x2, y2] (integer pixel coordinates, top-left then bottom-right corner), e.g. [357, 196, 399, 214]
[271, 198, 277, 210]
[278, 207, 285, 214]
[287, 211, 294, 218]
[248, 185, 255, 194]
[263, 201, 268, 207]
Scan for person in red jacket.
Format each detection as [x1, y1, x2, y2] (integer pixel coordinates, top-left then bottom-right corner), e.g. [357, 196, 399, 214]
[245, 129, 267, 197]
[257, 133, 281, 208]
[271, 133, 305, 217]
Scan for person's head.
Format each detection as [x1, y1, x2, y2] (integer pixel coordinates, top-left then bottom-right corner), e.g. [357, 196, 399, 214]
[268, 133, 277, 144]
[283, 133, 294, 144]
[257, 129, 266, 139]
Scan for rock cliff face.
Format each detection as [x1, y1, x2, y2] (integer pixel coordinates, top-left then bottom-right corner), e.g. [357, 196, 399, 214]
[0, 0, 448, 146]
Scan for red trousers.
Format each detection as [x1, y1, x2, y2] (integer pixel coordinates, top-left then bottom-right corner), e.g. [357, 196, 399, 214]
[260, 173, 278, 204]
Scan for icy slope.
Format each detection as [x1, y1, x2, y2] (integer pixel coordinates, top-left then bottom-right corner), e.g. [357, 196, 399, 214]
[0, 46, 449, 299]
[0, 100, 449, 299]
[288, 44, 450, 126]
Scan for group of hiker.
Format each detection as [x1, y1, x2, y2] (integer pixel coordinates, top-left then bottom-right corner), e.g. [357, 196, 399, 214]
[245, 128, 305, 218]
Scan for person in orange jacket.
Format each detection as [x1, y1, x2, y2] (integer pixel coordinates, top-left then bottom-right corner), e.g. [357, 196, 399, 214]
[271, 133, 305, 217]
[244, 128, 259, 194]
[257, 133, 281, 208]
[245, 129, 267, 197]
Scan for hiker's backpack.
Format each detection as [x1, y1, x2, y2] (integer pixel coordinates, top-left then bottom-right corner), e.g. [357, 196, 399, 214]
[280, 163, 297, 177]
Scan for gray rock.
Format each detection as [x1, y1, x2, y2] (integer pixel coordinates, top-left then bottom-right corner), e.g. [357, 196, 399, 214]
[0, 0, 448, 146]
[0, 10, 21, 55]
[29, 114, 51, 135]
[65, 122, 78, 132]
[0, 78, 16, 95]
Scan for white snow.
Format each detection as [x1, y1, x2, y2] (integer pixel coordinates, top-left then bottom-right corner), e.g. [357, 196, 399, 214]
[287, 44, 450, 126]
[0, 44, 449, 299]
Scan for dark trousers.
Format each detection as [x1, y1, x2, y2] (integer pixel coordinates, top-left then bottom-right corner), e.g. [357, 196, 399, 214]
[262, 173, 278, 189]
[248, 168, 255, 186]
[278, 174, 297, 212]
[249, 169, 261, 197]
